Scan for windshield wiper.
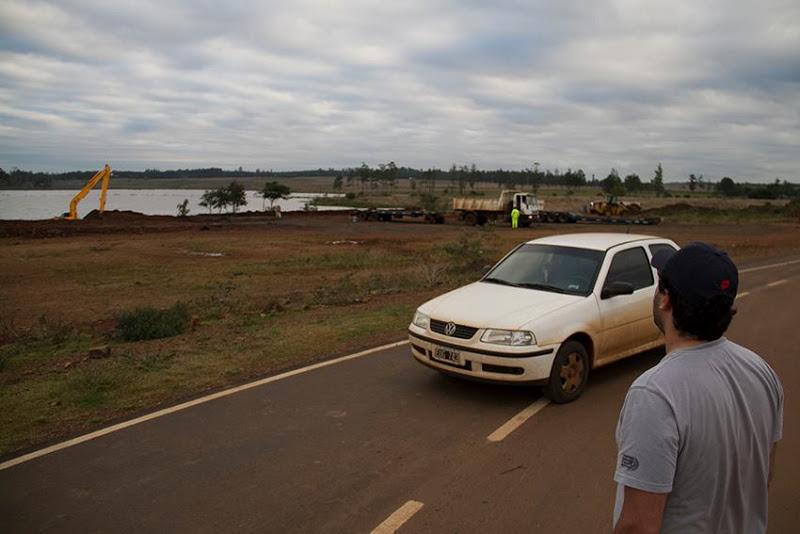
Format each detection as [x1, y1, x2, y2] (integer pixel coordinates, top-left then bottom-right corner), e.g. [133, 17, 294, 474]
[482, 277, 520, 287]
[515, 282, 569, 294]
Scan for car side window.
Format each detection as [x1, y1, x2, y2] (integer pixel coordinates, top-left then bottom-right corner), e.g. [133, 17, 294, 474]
[649, 243, 678, 257]
[604, 247, 653, 291]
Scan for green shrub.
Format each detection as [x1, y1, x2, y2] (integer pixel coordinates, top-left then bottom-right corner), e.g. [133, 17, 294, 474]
[117, 303, 190, 341]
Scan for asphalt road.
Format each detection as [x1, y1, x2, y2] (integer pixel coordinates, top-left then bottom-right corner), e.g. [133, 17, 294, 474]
[2, 257, 798, 533]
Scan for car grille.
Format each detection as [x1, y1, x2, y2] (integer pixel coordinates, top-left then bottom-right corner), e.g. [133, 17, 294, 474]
[430, 319, 478, 339]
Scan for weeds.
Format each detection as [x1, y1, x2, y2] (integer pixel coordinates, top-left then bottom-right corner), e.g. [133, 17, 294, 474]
[117, 303, 191, 341]
[126, 351, 175, 373]
[67, 369, 118, 408]
[417, 263, 448, 288]
[311, 274, 361, 306]
[33, 315, 77, 346]
[442, 232, 487, 271]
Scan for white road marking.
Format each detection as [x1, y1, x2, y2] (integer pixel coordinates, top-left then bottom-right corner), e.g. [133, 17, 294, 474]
[0, 340, 410, 472]
[487, 398, 551, 442]
[736, 291, 750, 300]
[767, 279, 788, 287]
[371, 501, 424, 534]
[740, 259, 800, 274]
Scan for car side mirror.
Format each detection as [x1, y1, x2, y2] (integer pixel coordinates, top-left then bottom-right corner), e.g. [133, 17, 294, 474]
[601, 281, 635, 299]
[481, 264, 493, 276]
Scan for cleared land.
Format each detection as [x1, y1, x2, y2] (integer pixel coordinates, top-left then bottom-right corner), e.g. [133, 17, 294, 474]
[1, 198, 799, 458]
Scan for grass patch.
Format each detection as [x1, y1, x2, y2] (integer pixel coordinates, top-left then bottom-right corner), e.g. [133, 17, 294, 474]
[67, 370, 118, 408]
[647, 202, 799, 223]
[117, 303, 190, 341]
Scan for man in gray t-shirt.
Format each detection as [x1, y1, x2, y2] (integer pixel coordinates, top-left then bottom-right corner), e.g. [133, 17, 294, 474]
[613, 243, 783, 533]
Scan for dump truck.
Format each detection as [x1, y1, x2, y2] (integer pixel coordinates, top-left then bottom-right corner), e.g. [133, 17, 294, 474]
[452, 190, 543, 226]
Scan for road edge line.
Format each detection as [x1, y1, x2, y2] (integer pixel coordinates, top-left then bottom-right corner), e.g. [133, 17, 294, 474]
[0, 340, 409, 472]
[487, 398, 550, 442]
[371, 500, 425, 534]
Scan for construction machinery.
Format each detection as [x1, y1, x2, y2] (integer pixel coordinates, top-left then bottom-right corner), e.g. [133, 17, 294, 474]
[453, 190, 543, 226]
[64, 164, 111, 220]
[584, 195, 642, 217]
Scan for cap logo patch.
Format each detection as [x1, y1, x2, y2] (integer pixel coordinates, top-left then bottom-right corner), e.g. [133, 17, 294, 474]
[720, 279, 731, 290]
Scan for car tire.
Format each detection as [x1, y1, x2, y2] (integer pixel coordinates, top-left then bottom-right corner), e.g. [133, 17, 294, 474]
[543, 340, 589, 404]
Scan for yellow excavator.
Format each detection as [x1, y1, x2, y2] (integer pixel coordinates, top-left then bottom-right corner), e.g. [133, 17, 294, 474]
[64, 164, 111, 220]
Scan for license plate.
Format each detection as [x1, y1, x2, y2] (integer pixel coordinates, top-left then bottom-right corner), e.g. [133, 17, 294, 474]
[432, 346, 463, 366]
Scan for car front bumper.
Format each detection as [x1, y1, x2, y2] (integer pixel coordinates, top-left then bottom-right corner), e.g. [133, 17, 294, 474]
[407, 328, 558, 385]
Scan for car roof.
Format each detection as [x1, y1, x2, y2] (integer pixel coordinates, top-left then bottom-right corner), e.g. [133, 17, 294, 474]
[526, 232, 662, 251]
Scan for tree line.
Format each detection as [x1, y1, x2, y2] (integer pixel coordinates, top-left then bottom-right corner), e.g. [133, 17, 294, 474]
[1, 164, 797, 199]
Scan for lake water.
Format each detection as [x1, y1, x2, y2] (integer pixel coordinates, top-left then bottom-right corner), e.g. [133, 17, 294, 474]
[0, 190, 349, 220]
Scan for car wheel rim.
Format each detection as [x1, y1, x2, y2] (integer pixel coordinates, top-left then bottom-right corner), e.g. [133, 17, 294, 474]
[559, 353, 585, 393]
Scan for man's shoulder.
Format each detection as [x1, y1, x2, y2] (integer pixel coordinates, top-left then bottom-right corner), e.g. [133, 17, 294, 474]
[630, 338, 782, 397]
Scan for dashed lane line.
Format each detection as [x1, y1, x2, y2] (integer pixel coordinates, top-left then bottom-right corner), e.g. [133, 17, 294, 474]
[0, 340, 409, 472]
[371, 501, 425, 534]
[738, 277, 795, 301]
[767, 280, 788, 287]
[487, 398, 551, 442]
[740, 259, 800, 274]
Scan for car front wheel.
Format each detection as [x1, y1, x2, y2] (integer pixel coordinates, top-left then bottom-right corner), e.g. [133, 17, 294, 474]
[543, 340, 589, 403]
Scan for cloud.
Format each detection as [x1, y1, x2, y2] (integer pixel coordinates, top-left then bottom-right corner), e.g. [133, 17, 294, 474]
[0, 0, 798, 182]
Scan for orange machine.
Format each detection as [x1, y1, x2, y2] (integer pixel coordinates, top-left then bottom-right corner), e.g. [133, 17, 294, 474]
[65, 164, 111, 220]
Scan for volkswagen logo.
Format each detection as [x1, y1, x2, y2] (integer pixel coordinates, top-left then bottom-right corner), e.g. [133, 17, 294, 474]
[444, 322, 457, 336]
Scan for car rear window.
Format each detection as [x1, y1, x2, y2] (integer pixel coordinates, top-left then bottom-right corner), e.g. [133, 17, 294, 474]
[605, 247, 654, 291]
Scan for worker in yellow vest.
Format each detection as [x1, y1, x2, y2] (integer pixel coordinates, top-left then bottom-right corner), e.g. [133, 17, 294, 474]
[511, 206, 521, 229]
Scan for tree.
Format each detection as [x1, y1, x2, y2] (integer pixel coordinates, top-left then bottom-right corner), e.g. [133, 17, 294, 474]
[716, 177, 738, 197]
[261, 181, 291, 209]
[384, 161, 398, 190]
[227, 181, 247, 213]
[652, 163, 665, 196]
[601, 169, 625, 195]
[469, 163, 478, 191]
[356, 163, 371, 191]
[176, 199, 190, 217]
[624, 173, 642, 193]
[200, 189, 226, 213]
[333, 175, 343, 190]
[688, 173, 698, 192]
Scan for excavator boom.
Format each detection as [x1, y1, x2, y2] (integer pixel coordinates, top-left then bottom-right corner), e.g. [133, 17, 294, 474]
[66, 164, 111, 220]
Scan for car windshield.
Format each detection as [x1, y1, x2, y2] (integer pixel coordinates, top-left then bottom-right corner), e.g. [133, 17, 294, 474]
[483, 244, 605, 296]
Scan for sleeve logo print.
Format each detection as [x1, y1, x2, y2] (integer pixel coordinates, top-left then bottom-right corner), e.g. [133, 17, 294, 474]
[621, 454, 639, 471]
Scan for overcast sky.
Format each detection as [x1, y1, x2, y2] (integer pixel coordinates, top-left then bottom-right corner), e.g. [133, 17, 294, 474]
[0, 1, 798, 182]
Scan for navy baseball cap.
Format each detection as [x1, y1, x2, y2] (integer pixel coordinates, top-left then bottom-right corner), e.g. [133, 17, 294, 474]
[651, 242, 738, 304]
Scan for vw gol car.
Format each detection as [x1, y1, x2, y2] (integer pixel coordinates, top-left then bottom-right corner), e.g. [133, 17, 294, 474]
[408, 233, 678, 403]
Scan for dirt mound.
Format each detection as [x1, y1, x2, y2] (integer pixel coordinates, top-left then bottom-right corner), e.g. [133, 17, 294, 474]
[83, 209, 153, 221]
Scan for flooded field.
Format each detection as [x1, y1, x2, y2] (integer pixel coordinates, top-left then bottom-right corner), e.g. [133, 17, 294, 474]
[0, 190, 347, 220]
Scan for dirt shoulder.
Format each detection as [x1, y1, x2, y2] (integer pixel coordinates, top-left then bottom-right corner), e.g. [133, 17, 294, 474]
[1, 212, 799, 458]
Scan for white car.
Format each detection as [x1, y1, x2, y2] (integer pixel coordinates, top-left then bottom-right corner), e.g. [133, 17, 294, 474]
[408, 233, 679, 403]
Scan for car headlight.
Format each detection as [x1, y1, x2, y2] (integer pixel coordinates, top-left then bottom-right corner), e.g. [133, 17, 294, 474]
[481, 329, 536, 346]
[412, 310, 430, 330]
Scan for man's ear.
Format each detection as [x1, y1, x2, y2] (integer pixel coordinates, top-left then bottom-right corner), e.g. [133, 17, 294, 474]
[659, 289, 672, 313]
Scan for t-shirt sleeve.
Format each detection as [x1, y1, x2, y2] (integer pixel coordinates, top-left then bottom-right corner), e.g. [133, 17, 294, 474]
[614, 386, 679, 493]
[773, 376, 784, 443]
